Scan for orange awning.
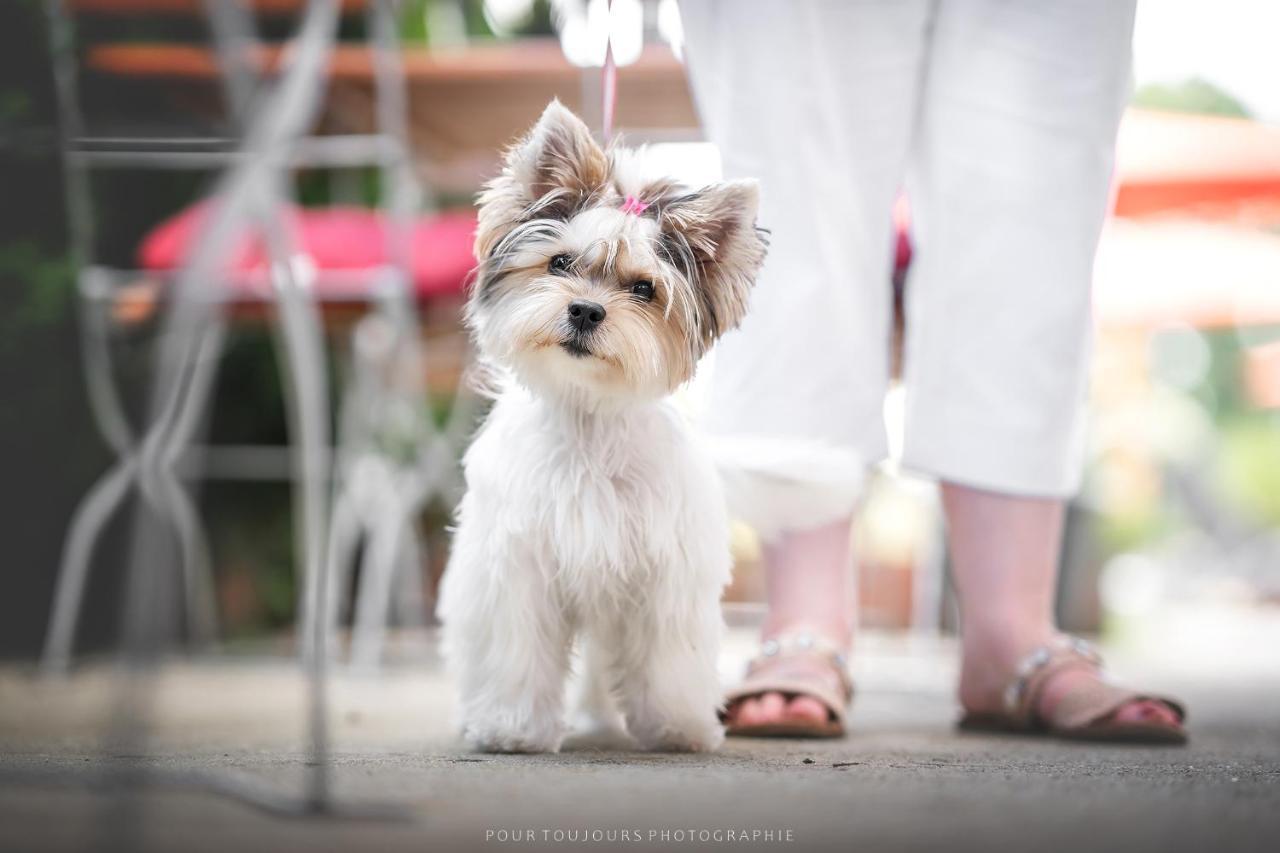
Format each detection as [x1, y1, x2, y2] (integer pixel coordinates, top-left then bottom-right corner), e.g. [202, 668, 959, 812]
[1113, 109, 1280, 220]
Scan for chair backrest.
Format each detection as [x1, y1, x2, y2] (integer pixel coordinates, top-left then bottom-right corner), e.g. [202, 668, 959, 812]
[47, 1, 269, 273]
[47, 0, 419, 292]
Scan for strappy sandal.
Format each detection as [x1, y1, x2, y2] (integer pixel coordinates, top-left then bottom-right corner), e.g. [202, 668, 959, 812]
[958, 635, 1187, 745]
[722, 633, 853, 739]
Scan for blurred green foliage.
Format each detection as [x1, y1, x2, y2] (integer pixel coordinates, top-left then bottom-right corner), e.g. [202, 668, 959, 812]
[1095, 325, 1280, 560]
[1088, 314, 1280, 571]
[1218, 415, 1280, 527]
[1095, 494, 1173, 558]
[399, 0, 555, 43]
[1132, 76, 1252, 119]
[1203, 328, 1280, 528]
[0, 242, 73, 347]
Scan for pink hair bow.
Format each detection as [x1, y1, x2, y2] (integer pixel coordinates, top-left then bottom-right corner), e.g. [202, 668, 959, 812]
[620, 195, 650, 215]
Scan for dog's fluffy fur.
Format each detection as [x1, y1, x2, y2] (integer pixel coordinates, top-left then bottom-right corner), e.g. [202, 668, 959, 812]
[438, 101, 767, 753]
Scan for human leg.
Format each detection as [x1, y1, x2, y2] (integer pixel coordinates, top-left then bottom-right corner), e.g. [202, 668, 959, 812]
[910, 0, 1181, 737]
[682, 0, 932, 732]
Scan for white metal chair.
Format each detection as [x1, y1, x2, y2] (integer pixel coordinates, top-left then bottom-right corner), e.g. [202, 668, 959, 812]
[40, 0, 426, 676]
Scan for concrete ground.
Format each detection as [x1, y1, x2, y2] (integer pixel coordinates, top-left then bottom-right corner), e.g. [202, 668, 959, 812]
[1, 618, 1278, 853]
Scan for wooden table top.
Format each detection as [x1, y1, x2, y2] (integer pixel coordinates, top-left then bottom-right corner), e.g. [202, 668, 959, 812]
[86, 39, 689, 85]
[68, 0, 368, 15]
[83, 38, 702, 194]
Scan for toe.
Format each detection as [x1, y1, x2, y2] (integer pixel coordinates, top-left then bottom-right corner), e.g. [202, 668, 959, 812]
[784, 696, 831, 725]
[733, 697, 763, 726]
[1113, 699, 1181, 728]
[757, 692, 788, 723]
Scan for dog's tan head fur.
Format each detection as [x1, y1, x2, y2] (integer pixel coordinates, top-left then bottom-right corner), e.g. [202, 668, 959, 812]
[469, 101, 767, 403]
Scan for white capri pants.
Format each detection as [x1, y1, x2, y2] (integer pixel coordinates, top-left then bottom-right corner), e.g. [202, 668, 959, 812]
[681, 0, 1136, 503]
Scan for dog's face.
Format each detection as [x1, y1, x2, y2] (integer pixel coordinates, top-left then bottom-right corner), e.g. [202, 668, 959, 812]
[469, 101, 767, 403]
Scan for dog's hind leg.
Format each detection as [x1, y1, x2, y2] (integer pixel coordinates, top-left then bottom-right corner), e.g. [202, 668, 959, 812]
[567, 634, 630, 745]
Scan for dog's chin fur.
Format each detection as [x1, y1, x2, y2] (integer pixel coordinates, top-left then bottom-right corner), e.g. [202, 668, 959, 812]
[437, 101, 768, 753]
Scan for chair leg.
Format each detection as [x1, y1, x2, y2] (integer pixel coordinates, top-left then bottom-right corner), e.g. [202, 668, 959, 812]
[310, 486, 363, 665]
[263, 277, 330, 662]
[391, 526, 426, 633]
[155, 472, 218, 646]
[137, 317, 225, 650]
[41, 457, 139, 675]
[349, 503, 406, 672]
[267, 256, 334, 807]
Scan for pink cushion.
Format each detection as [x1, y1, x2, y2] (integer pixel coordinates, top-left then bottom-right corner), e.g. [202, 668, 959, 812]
[138, 202, 477, 301]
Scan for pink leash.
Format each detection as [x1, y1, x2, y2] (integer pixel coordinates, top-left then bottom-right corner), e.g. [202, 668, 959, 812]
[602, 0, 618, 144]
[602, 2, 649, 217]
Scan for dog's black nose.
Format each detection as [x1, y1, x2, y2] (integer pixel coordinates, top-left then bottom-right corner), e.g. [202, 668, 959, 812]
[567, 299, 606, 332]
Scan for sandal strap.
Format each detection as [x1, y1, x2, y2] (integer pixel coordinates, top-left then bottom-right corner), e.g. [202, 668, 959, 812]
[1002, 635, 1187, 731]
[744, 632, 853, 702]
[1003, 636, 1104, 726]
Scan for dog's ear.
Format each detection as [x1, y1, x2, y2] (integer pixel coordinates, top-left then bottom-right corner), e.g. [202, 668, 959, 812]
[657, 179, 767, 352]
[475, 100, 610, 258]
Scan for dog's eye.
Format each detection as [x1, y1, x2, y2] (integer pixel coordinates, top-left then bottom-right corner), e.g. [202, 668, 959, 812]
[548, 254, 573, 274]
[630, 280, 655, 302]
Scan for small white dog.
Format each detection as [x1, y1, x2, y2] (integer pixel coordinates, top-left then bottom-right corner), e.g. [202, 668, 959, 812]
[438, 101, 767, 753]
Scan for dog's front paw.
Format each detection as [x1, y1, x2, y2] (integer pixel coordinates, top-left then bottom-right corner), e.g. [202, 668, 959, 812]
[630, 717, 724, 753]
[462, 717, 564, 754]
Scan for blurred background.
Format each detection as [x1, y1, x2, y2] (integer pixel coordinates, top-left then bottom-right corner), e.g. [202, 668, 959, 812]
[0, 0, 1277, 673]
